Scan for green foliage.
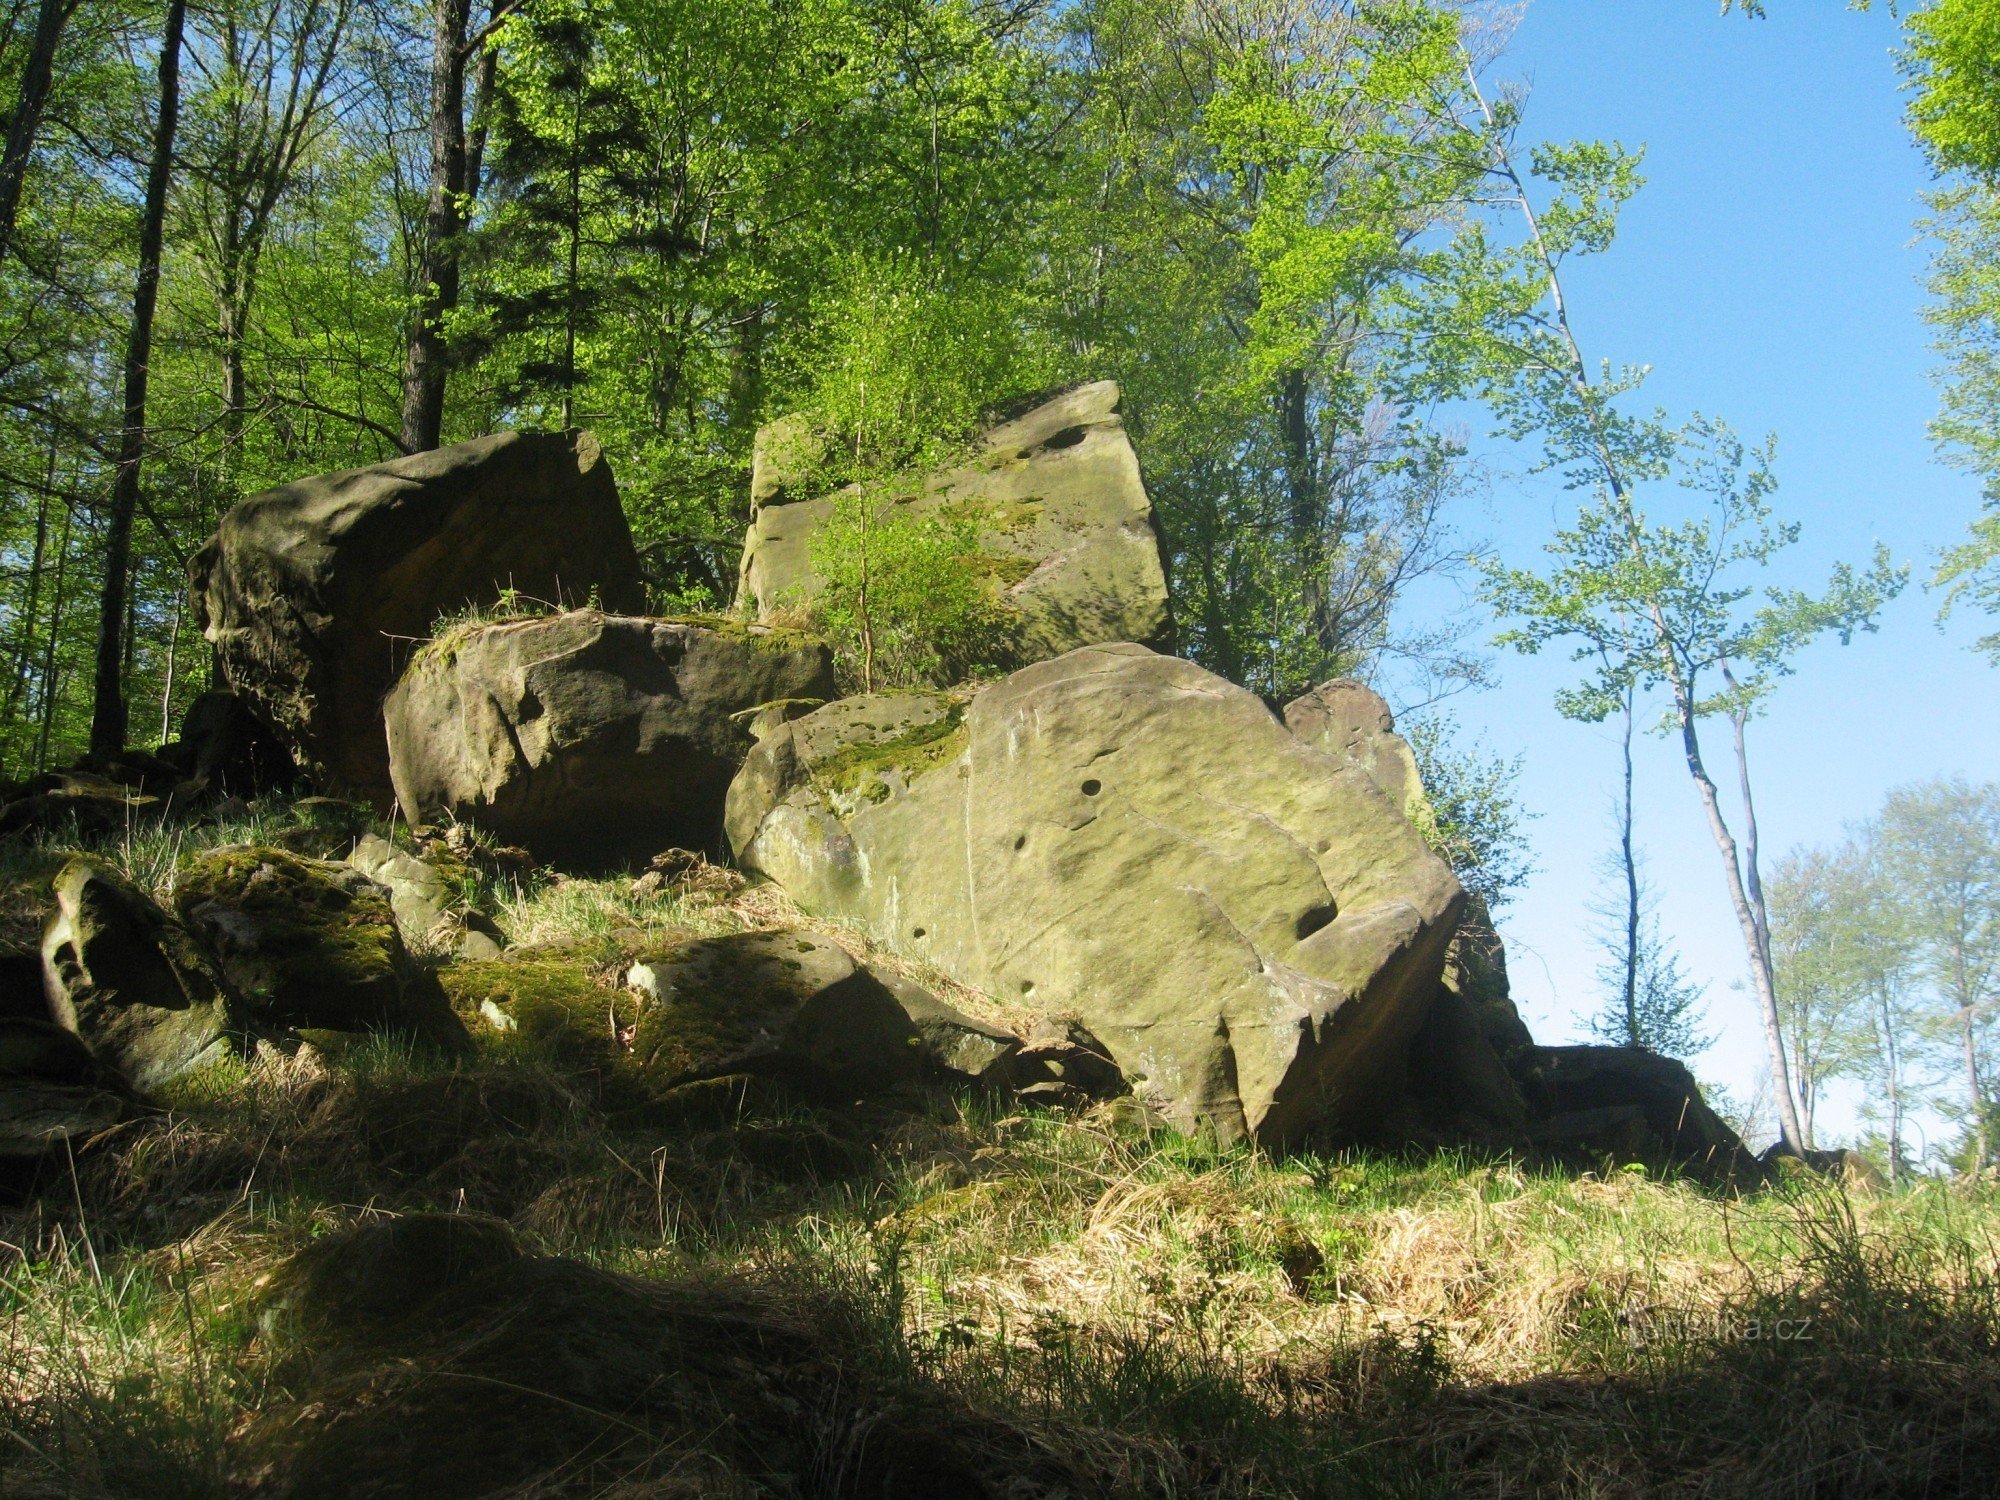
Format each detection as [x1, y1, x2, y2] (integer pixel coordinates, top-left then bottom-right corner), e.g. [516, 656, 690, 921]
[1405, 715, 1535, 912]
[780, 256, 1051, 690]
[1905, 0, 2000, 180]
[806, 497, 1014, 692]
[1484, 418, 1906, 730]
[1588, 893, 1711, 1060]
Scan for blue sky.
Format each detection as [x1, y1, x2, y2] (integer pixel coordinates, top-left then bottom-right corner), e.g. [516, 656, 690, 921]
[1418, 1, 2000, 1146]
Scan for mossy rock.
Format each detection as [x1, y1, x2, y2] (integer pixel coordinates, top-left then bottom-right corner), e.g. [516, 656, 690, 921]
[175, 845, 464, 1047]
[0, 861, 60, 1021]
[43, 857, 240, 1090]
[442, 941, 638, 1068]
[626, 929, 924, 1100]
[0, 1016, 130, 1158]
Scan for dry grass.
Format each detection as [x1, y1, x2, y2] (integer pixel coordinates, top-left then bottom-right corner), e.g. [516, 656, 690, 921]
[2, 811, 1998, 1495]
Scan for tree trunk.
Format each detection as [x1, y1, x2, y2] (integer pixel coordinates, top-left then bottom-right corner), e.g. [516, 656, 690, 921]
[399, 0, 473, 453]
[5, 431, 56, 740]
[1877, 983, 1903, 1184]
[1676, 705, 1810, 1152]
[36, 499, 73, 769]
[1962, 1010, 1986, 1171]
[0, 0, 74, 266]
[89, 0, 187, 758]
[1618, 678, 1641, 1045]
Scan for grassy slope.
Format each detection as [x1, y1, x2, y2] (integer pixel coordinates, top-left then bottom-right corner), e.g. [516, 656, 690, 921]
[2, 804, 1998, 1498]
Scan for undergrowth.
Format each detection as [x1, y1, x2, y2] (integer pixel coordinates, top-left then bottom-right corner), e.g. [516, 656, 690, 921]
[2, 806, 1997, 1496]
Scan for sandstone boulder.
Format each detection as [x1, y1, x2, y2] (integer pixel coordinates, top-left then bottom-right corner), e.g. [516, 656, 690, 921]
[158, 689, 300, 798]
[738, 382, 1171, 665]
[881, 974, 1020, 1084]
[385, 611, 835, 865]
[625, 930, 924, 1100]
[726, 643, 1465, 1145]
[190, 431, 646, 799]
[1515, 1045, 1748, 1177]
[42, 859, 238, 1089]
[1283, 678, 1427, 823]
[174, 846, 463, 1046]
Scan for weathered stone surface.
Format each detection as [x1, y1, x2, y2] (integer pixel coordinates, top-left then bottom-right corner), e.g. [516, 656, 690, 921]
[1402, 987, 1528, 1138]
[1283, 678, 1427, 823]
[738, 381, 1172, 665]
[727, 643, 1466, 1145]
[385, 611, 835, 865]
[42, 859, 237, 1090]
[174, 846, 464, 1045]
[625, 930, 925, 1100]
[190, 431, 647, 799]
[347, 834, 504, 960]
[1439, 897, 1535, 1061]
[879, 972, 1019, 1083]
[0, 1017, 129, 1157]
[1514, 1045, 1747, 1176]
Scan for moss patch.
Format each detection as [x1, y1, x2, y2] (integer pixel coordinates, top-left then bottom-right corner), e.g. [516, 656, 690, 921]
[810, 702, 969, 806]
[442, 940, 639, 1069]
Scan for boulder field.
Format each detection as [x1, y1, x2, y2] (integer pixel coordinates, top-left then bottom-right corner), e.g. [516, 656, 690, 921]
[0, 392, 1756, 1174]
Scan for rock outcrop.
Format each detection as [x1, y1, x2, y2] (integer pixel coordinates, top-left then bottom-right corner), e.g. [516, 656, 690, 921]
[158, 689, 300, 798]
[347, 834, 504, 960]
[174, 846, 462, 1045]
[738, 381, 1172, 665]
[190, 431, 647, 799]
[1515, 1044, 1747, 1175]
[42, 859, 238, 1089]
[726, 643, 1465, 1145]
[384, 611, 834, 864]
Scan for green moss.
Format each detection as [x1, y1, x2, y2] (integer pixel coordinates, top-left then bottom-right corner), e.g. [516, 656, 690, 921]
[975, 551, 1037, 586]
[810, 702, 969, 805]
[441, 940, 639, 1067]
[177, 847, 398, 977]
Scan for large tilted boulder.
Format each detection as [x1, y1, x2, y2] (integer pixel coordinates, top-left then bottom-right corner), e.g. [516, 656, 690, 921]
[738, 381, 1172, 664]
[384, 611, 835, 864]
[190, 431, 647, 799]
[726, 643, 1465, 1145]
[42, 859, 238, 1090]
[173, 846, 463, 1045]
[1515, 1044, 1748, 1177]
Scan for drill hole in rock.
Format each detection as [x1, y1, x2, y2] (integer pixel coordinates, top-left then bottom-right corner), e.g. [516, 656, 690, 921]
[1080, 779, 1102, 797]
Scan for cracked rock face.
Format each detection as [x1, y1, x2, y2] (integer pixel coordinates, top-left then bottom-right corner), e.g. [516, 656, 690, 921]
[725, 644, 1464, 1144]
[191, 431, 647, 800]
[736, 381, 1173, 666]
[387, 611, 835, 866]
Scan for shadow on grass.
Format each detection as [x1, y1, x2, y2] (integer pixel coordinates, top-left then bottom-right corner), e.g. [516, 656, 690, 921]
[2, 1037, 1996, 1498]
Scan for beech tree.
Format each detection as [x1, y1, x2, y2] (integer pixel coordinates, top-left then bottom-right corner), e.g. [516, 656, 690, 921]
[1429, 57, 1906, 1153]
